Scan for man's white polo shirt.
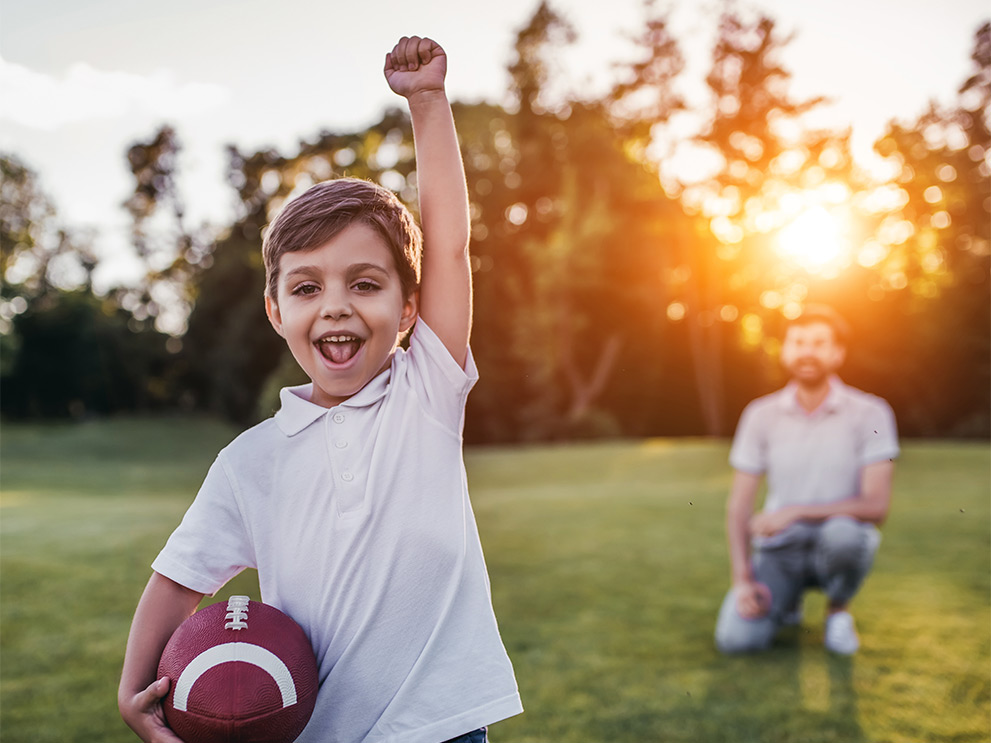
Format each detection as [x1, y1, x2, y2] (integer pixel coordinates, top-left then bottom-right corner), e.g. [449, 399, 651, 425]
[730, 376, 900, 519]
[152, 321, 522, 743]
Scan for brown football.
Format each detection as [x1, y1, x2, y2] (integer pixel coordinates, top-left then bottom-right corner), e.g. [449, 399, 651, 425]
[158, 596, 318, 743]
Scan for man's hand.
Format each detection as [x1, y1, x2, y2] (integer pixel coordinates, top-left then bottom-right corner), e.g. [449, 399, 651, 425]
[749, 506, 800, 538]
[119, 677, 186, 743]
[734, 580, 772, 620]
[384, 36, 447, 100]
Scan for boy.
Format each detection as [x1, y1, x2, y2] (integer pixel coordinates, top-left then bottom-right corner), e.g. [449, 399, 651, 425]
[118, 36, 523, 743]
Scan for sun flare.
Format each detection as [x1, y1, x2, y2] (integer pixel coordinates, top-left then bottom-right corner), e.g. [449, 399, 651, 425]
[776, 206, 848, 273]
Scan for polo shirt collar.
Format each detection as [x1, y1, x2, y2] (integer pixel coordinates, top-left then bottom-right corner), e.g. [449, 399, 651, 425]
[274, 366, 392, 437]
[783, 375, 845, 414]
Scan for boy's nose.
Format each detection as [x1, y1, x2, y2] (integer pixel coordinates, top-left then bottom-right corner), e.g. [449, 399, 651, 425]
[320, 291, 353, 320]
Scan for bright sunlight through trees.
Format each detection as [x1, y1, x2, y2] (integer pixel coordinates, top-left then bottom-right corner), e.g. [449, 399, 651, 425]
[776, 205, 849, 275]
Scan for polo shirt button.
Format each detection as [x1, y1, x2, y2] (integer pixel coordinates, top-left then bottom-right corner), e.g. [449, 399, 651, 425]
[333, 413, 345, 423]
[341, 472, 354, 482]
[335, 440, 348, 449]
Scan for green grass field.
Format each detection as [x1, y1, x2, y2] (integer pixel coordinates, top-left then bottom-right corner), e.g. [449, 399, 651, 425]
[1, 419, 988, 742]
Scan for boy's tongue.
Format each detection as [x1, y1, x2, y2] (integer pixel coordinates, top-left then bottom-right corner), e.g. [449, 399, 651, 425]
[320, 339, 361, 364]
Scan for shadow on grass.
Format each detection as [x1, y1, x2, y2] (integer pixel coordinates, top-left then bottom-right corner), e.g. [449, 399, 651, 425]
[695, 633, 865, 743]
[587, 627, 867, 743]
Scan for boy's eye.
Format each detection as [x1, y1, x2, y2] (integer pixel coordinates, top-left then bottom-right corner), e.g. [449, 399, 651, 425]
[352, 280, 379, 292]
[292, 283, 319, 296]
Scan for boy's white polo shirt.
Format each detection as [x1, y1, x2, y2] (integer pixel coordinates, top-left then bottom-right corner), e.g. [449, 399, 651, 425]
[153, 321, 522, 743]
[730, 376, 899, 522]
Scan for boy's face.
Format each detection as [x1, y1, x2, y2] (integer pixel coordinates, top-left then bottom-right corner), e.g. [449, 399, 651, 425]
[780, 321, 845, 387]
[265, 222, 418, 409]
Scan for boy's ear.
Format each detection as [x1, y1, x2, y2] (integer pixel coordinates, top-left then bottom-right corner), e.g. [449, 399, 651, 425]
[399, 290, 419, 333]
[264, 295, 285, 337]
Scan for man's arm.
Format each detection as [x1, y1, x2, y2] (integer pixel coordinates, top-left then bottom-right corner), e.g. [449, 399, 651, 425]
[726, 470, 771, 619]
[750, 459, 895, 538]
[119, 572, 204, 743]
[384, 36, 472, 367]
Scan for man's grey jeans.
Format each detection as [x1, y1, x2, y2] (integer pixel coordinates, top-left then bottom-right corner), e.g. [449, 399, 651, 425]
[715, 516, 881, 653]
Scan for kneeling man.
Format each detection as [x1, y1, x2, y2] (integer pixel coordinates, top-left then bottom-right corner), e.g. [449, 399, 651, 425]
[715, 305, 898, 655]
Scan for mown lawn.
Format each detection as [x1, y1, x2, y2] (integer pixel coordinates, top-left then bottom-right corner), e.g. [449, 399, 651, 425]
[1, 419, 988, 742]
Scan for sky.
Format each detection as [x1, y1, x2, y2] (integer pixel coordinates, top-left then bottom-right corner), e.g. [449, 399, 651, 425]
[1, 0, 988, 290]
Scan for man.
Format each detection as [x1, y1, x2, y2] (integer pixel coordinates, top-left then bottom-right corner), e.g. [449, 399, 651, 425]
[715, 305, 899, 655]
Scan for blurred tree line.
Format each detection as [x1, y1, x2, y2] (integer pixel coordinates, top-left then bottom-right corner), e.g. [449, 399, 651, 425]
[2, 4, 988, 440]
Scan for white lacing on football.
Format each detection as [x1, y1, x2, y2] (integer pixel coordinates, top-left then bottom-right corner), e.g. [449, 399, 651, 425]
[225, 595, 250, 630]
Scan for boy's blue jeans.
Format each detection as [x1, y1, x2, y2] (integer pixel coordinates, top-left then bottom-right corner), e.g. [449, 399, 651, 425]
[443, 727, 487, 743]
[714, 516, 881, 653]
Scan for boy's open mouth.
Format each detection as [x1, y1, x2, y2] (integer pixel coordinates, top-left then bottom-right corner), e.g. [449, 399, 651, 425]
[317, 335, 363, 364]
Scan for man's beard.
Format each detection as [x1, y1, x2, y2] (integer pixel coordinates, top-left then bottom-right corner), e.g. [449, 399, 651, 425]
[791, 359, 830, 386]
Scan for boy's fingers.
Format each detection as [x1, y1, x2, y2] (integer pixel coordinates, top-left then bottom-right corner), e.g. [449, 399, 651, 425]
[385, 35, 443, 84]
[404, 36, 422, 69]
[142, 677, 171, 706]
[417, 37, 435, 65]
[394, 36, 414, 70]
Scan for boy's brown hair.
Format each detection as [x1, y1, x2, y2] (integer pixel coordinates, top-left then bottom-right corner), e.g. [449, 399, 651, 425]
[787, 304, 851, 346]
[262, 178, 422, 301]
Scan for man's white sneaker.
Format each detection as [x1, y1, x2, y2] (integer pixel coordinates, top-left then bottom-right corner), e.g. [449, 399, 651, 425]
[824, 611, 860, 654]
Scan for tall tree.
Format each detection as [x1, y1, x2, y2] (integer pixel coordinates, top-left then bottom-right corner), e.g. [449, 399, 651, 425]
[1, 155, 175, 418]
[465, 0, 691, 440]
[119, 126, 214, 334]
[676, 12, 857, 434]
[866, 22, 990, 435]
[1, 154, 97, 315]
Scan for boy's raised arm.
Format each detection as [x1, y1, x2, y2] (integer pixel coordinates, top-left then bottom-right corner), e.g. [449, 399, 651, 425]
[384, 36, 472, 367]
